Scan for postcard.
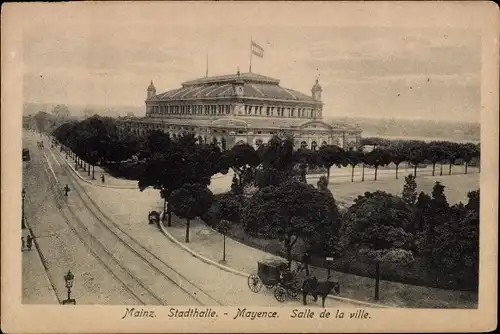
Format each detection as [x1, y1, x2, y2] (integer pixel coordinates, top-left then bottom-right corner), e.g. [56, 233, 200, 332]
[1, 1, 498, 333]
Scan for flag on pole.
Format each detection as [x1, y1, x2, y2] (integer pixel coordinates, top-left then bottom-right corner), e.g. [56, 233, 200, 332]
[251, 40, 264, 58]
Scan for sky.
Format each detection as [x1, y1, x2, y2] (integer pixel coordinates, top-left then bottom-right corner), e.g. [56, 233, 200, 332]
[20, 2, 484, 122]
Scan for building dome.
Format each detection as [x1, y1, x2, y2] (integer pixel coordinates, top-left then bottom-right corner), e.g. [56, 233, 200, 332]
[147, 80, 156, 91]
[312, 78, 322, 92]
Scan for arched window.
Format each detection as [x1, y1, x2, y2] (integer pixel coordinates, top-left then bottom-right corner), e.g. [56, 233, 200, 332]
[300, 141, 308, 149]
[255, 139, 263, 148]
[321, 141, 327, 147]
[311, 141, 318, 151]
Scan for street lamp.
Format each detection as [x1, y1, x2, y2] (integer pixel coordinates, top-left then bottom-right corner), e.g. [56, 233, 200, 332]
[21, 188, 26, 229]
[62, 270, 76, 305]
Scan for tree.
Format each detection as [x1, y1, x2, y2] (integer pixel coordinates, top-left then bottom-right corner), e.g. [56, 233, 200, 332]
[340, 191, 414, 300]
[346, 150, 362, 182]
[51, 104, 71, 118]
[242, 180, 341, 268]
[293, 148, 316, 183]
[364, 148, 391, 181]
[445, 142, 461, 175]
[417, 203, 479, 290]
[169, 184, 213, 243]
[386, 142, 407, 179]
[256, 136, 296, 188]
[459, 143, 480, 174]
[413, 191, 432, 232]
[465, 189, 479, 213]
[230, 174, 241, 195]
[316, 175, 328, 191]
[225, 144, 260, 189]
[425, 142, 448, 176]
[221, 137, 227, 151]
[317, 145, 346, 184]
[402, 174, 418, 206]
[215, 195, 242, 263]
[405, 141, 426, 177]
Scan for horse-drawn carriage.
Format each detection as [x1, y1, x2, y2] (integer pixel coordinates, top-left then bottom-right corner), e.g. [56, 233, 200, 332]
[247, 257, 342, 306]
[247, 258, 303, 302]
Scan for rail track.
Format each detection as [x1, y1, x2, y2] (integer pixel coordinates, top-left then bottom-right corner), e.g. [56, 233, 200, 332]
[40, 150, 163, 305]
[43, 145, 223, 306]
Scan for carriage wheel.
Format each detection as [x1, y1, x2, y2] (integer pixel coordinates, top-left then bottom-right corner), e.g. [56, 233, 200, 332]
[274, 286, 287, 302]
[248, 274, 263, 293]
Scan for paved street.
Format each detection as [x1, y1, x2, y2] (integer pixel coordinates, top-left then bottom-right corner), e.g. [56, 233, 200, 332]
[23, 132, 350, 307]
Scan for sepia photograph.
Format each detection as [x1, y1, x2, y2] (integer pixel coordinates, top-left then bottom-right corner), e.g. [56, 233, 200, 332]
[1, 1, 498, 333]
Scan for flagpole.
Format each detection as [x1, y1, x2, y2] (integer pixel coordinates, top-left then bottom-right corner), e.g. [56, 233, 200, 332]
[249, 37, 253, 73]
[205, 50, 209, 77]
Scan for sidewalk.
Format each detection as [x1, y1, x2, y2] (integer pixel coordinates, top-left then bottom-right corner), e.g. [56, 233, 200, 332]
[22, 221, 60, 304]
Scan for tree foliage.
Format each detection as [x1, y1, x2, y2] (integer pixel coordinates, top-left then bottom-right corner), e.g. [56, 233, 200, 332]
[242, 180, 341, 267]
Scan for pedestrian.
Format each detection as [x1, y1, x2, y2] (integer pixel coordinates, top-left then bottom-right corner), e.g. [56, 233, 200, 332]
[302, 252, 311, 276]
[64, 184, 70, 196]
[26, 235, 33, 251]
[101, 174, 105, 184]
[21, 237, 25, 252]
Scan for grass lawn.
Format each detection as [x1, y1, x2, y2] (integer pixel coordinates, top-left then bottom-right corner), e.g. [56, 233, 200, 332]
[326, 172, 479, 208]
[196, 172, 479, 307]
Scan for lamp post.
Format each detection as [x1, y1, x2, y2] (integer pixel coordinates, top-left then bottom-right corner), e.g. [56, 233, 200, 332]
[62, 270, 76, 305]
[21, 188, 26, 229]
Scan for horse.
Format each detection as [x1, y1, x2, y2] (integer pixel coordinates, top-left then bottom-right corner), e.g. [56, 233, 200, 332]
[302, 276, 341, 308]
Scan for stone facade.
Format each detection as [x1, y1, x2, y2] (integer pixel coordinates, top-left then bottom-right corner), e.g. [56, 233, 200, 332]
[118, 71, 362, 151]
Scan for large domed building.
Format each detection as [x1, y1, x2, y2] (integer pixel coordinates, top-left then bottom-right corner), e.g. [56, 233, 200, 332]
[118, 70, 362, 151]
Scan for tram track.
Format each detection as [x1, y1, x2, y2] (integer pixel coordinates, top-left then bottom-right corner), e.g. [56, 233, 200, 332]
[39, 149, 163, 305]
[45, 144, 224, 306]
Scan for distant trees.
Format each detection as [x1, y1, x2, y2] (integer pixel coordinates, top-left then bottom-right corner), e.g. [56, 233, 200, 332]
[51, 104, 71, 118]
[364, 148, 392, 181]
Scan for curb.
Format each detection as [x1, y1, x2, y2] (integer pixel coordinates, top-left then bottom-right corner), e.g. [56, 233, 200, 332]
[157, 217, 249, 278]
[24, 218, 61, 305]
[156, 216, 389, 308]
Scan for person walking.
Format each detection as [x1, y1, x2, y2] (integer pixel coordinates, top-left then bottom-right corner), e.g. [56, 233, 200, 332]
[21, 237, 25, 252]
[26, 235, 33, 251]
[64, 184, 70, 197]
[101, 174, 105, 184]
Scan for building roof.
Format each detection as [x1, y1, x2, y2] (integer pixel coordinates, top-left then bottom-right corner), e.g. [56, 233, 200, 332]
[124, 116, 361, 132]
[148, 72, 319, 104]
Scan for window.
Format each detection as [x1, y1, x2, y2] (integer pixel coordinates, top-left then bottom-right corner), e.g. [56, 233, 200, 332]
[257, 131, 262, 134]
[266, 107, 270, 116]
